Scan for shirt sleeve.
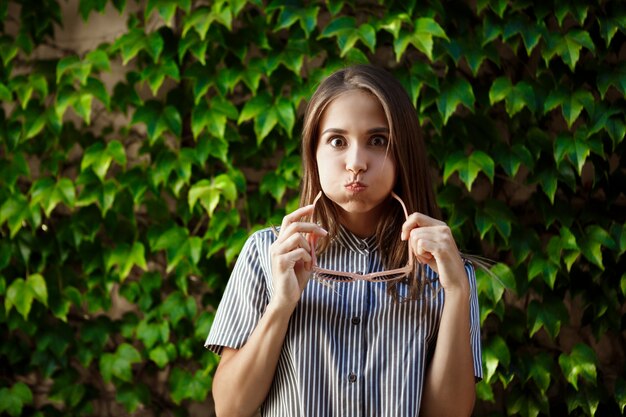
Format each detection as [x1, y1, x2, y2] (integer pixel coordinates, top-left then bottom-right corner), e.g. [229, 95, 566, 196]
[204, 231, 270, 355]
[465, 261, 483, 381]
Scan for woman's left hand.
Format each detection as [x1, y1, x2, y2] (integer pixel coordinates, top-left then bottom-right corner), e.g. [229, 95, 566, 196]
[401, 213, 469, 293]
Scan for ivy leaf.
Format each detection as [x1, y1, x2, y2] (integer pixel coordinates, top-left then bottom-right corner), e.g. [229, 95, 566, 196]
[182, 6, 212, 40]
[26, 273, 48, 307]
[318, 16, 360, 57]
[85, 48, 111, 72]
[605, 117, 626, 146]
[493, 143, 534, 177]
[476, 262, 516, 303]
[99, 343, 142, 383]
[115, 383, 150, 413]
[132, 101, 180, 143]
[476, 379, 495, 402]
[544, 88, 594, 129]
[149, 344, 176, 368]
[188, 174, 237, 216]
[565, 387, 600, 416]
[254, 110, 279, 145]
[169, 368, 212, 404]
[506, 390, 542, 417]
[597, 63, 626, 98]
[81, 141, 126, 181]
[191, 96, 237, 140]
[616, 378, 626, 414]
[275, 97, 295, 136]
[5, 278, 33, 319]
[598, 12, 626, 47]
[260, 171, 287, 202]
[532, 167, 558, 204]
[475, 199, 514, 242]
[579, 225, 615, 269]
[238, 92, 272, 124]
[503, 15, 546, 55]
[436, 77, 475, 124]
[543, 30, 595, 71]
[559, 343, 597, 390]
[0, 382, 33, 416]
[554, 130, 591, 175]
[142, 60, 180, 96]
[30, 177, 76, 217]
[0, 194, 30, 237]
[443, 150, 494, 190]
[527, 352, 553, 395]
[145, 30, 164, 62]
[112, 28, 147, 65]
[489, 77, 536, 116]
[483, 336, 510, 382]
[275, 5, 319, 37]
[76, 178, 118, 216]
[528, 253, 559, 289]
[79, 0, 108, 20]
[528, 298, 568, 339]
[106, 242, 147, 281]
[136, 319, 169, 349]
[555, 0, 589, 27]
[0, 36, 19, 66]
[376, 12, 410, 39]
[57, 55, 90, 85]
[394, 17, 448, 61]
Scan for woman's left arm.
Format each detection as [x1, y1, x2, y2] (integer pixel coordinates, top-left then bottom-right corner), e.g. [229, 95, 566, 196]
[402, 214, 477, 417]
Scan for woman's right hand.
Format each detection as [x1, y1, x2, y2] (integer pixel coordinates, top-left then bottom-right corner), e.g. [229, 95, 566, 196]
[269, 204, 327, 310]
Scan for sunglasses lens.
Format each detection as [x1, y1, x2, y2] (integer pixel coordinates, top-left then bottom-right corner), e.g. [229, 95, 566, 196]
[370, 272, 408, 282]
[314, 272, 354, 282]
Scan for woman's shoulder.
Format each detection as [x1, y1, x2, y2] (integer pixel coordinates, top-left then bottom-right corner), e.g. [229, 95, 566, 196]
[244, 226, 278, 251]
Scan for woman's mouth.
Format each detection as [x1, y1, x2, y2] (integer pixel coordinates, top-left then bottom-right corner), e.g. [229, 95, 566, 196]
[345, 182, 367, 192]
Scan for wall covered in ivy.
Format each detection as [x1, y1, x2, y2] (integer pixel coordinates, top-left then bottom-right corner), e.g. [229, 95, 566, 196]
[1, 0, 625, 415]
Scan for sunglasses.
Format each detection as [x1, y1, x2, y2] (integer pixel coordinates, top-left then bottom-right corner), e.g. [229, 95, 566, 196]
[309, 191, 414, 282]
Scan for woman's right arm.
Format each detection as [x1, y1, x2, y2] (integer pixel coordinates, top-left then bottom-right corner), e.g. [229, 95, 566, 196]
[212, 300, 296, 417]
[212, 204, 327, 417]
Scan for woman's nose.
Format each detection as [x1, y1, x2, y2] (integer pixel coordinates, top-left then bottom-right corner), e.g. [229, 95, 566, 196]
[345, 144, 367, 174]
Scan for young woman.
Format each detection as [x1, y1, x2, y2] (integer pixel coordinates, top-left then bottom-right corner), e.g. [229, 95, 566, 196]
[205, 65, 482, 417]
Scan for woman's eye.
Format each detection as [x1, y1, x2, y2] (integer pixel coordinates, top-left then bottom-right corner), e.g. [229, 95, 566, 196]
[329, 137, 346, 147]
[370, 135, 388, 147]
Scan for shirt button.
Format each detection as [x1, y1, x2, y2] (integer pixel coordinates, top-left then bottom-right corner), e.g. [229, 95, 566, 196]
[348, 373, 357, 383]
[351, 317, 361, 325]
[358, 242, 367, 250]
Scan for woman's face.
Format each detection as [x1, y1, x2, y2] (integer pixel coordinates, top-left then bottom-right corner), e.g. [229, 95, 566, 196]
[315, 89, 396, 233]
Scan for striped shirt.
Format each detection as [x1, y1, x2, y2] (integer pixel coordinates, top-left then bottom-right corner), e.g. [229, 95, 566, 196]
[205, 226, 483, 417]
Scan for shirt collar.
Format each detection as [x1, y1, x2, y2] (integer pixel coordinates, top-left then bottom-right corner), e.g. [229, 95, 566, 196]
[334, 224, 378, 255]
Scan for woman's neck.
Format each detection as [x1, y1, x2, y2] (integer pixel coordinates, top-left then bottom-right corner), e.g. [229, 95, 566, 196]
[337, 208, 382, 238]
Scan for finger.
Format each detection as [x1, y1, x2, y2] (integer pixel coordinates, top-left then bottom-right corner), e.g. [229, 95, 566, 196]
[412, 239, 434, 263]
[409, 227, 459, 256]
[280, 221, 327, 237]
[401, 213, 446, 240]
[275, 223, 328, 248]
[275, 248, 312, 271]
[273, 232, 313, 255]
[280, 204, 315, 231]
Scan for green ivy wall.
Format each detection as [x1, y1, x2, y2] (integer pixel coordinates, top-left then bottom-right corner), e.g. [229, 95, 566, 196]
[1, 0, 625, 415]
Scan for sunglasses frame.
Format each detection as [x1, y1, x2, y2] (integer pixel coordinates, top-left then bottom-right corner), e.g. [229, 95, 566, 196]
[309, 191, 414, 282]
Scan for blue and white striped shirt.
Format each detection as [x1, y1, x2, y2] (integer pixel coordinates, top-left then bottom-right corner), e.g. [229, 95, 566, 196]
[206, 226, 483, 417]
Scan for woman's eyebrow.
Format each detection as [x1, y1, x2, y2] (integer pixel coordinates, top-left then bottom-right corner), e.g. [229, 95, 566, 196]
[321, 127, 389, 135]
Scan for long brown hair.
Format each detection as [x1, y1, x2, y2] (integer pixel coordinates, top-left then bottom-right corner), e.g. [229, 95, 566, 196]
[300, 64, 442, 299]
